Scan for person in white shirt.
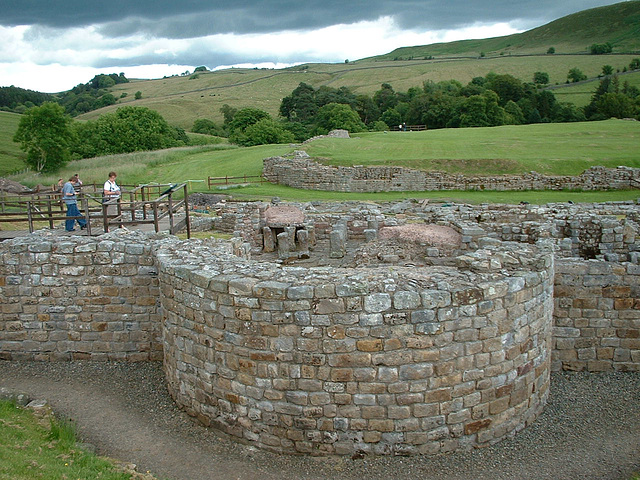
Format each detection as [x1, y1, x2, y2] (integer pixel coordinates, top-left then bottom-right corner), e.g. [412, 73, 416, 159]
[103, 171, 121, 219]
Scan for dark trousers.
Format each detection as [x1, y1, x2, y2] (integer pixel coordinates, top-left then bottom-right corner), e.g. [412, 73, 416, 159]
[65, 202, 87, 231]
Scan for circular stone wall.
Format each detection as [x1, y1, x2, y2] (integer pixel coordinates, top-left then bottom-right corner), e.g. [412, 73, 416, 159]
[155, 237, 554, 455]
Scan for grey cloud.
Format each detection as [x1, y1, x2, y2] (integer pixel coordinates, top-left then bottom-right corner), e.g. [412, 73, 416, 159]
[89, 43, 306, 71]
[3, 0, 624, 37]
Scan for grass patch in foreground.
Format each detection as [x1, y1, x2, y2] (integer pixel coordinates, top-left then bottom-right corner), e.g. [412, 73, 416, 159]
[0, 400, 151, 480]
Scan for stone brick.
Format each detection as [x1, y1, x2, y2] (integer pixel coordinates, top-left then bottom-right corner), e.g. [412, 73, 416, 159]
[356, 339, 383, 352]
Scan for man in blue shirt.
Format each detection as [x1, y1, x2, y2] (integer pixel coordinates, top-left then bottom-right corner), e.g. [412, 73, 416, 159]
[62, 176, 87, 232]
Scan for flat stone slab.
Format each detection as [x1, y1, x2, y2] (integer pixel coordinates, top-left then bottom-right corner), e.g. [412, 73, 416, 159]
[264, 205, 305, 227]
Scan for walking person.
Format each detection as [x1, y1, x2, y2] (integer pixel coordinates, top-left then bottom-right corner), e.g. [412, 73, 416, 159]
[103, 172, 121, 231]
[62, 176, 87, 232]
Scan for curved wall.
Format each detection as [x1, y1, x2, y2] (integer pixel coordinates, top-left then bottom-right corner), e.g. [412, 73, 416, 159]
[157, 240, 554, 455]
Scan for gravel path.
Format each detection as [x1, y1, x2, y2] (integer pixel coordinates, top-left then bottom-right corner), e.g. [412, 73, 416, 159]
[1, 361, 638, 480]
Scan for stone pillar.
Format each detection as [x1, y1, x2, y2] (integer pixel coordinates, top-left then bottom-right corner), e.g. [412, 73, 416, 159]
[277, 231, 290, 259]
[364, 229, 377, 242]
[297, 229, 310, 259]
[329, 229, 346, 258]
[285, 226, 297, 251]
[305, 224, 316, 248]
[263, 226, 275, 252]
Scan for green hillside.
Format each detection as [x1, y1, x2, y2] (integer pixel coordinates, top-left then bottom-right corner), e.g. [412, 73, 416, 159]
[78, 53, 640, 130]
[0, 111, 25, 175]
[372, 0, 640, 60]
[73, 1, 640, 129]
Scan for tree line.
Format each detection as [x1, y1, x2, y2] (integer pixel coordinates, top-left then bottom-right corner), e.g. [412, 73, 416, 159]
[13, 104, 187, 172]
[0, 73, 129, 116]
[194, 61, 640, 147]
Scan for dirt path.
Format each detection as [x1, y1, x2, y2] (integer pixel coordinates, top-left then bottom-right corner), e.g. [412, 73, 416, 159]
[1, 361, 638, 480]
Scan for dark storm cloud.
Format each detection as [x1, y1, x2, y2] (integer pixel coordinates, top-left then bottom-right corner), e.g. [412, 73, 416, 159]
[2, 0, 624, 37]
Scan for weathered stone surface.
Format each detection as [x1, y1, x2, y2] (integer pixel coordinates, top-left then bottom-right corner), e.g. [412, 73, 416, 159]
[2, 198, 639, 457]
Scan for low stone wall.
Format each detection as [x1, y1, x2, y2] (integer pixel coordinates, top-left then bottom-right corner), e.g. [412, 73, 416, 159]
[0, 231, 162, 361]
[263, 157, 640, 193]
[158, 238, 554, 455]
[553, 259, 640, 372]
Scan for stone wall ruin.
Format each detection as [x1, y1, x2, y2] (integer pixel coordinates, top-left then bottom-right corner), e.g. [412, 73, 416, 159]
[263, 156, 640, 193]
[1, 199, 639, 456]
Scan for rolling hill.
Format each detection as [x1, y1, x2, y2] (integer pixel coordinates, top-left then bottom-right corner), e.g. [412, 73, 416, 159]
[73, 1, 640, 129]
[371, 0, 640, 60]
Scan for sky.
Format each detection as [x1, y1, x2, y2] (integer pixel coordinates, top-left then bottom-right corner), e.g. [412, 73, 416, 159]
[0, 0, 626, 93]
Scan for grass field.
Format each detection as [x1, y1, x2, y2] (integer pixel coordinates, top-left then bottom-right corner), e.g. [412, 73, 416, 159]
[0, 400, 138, 480]
[551, 70, 640, 107]
[305, 119, 640, 175]
[6, 119, 639, 205]
[0, 111, 26, 176]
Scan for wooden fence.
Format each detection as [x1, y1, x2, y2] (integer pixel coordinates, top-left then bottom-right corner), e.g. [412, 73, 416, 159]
[389, 124, 427, 132]
[0, 182, 190, 239]
[207, 174, 276, 189]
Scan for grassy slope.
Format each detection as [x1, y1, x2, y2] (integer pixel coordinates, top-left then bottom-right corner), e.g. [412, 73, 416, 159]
[8, 119, 639, 205]
[72, 1, 640, 129]
[76, 54, 640, 129]
[375, 0, 640, 59]
[551, 70, 640, 107]
[0, 111, 25, 175]
[304, 119, 640, 175]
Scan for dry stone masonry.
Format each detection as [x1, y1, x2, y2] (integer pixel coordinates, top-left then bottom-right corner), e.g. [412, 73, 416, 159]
[263, 155, 640, 193]
[0, 230, 163, 361]
[1, 198, 639, 456]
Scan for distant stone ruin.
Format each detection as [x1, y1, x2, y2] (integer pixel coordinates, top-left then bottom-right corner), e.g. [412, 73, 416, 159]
[263, 157, 640, 193]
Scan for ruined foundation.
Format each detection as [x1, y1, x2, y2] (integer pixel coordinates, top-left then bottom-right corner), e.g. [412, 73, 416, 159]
[1, 198, 639, 456]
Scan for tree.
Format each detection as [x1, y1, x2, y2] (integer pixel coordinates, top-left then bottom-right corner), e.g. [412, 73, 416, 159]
[228, 108, 271, 144]
[485, 73, 524, 105]
[279, 83, 317, 123]
[229, 108, 270, 133]
[72, 106, 183, 158]
[458, 91, 506, 127]
[241, 119, 295, 146]
[380, 108, 403, 129]
[602, 65, 614, 76]
[593, 93, 636, 119]
[567, 68, 587, 83]
[373, 83, 398, 112]
[533, 72, 550, 85]
[504, 100, 525, 124]
[134, 91, 142, 100]
[630, 58, 640, 70]
[354, 94, 380, 125]
[590, 42, 613, 55]
[547, 47, 556, 54]
[13, 102, 72, 172]
[192, 118, 226, 137]
[220, 104, 238, 126]
[315, 103, 366, 134]
[459, 95, 489, 127]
